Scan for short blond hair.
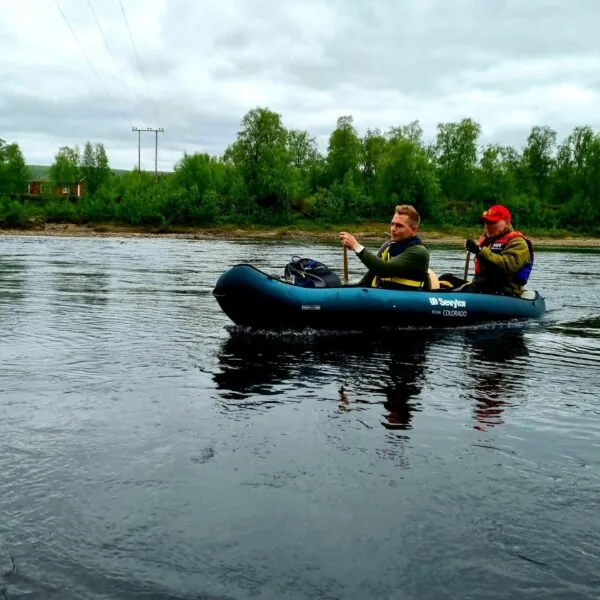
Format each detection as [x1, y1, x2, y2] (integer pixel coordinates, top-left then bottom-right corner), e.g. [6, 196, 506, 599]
[395, 204, 420, 228]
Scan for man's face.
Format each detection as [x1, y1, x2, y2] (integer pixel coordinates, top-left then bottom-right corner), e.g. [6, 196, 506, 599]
[483, 219, 507, 238]
[391, 213, 416, 242]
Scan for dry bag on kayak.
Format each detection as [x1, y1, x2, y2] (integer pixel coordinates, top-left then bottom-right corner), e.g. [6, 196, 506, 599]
[283, 256, 341, 288]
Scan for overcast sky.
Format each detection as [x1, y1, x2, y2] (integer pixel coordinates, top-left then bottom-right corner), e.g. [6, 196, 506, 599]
[1, 0, 599, 171]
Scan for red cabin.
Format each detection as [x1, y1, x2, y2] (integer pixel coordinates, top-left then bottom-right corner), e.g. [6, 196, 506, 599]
[27, 178, 86, 198]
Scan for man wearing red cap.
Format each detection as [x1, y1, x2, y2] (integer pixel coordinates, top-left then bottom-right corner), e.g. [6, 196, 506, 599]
[462, 204, 534, 297]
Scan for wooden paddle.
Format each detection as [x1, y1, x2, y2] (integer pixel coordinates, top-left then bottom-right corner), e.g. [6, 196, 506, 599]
[343, 246, 349, 284]
[463, 251, 470, 281]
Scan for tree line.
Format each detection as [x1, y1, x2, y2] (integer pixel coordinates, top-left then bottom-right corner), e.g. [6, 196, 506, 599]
[1, 108, 599, 233]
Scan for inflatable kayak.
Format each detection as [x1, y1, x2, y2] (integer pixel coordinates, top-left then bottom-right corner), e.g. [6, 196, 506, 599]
[212, 264, 546, 330]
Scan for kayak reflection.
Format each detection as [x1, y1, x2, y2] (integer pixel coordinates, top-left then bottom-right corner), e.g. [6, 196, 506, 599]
[213, 326, 531, 431]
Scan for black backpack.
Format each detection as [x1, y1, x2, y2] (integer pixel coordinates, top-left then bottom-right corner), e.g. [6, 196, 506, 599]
[283, 256, 341, 288]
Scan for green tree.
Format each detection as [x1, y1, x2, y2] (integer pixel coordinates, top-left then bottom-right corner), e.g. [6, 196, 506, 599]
[554, 126, 594, 202]
[166, 152, 227, 223]
[94, 143, 111, 190]
[173, 152, 223, 194]
[287, 129, 318, 171]
[115, 170, 167, 226]
[0, 140, 30, 196]
[49, 145, 81, 187]
[4, 108, 600, 234]
[388, 120, 424, 146]
[286, 129, 320, 198]
[326, 116, 362, 188]
[80, 141, 110, 196]
[224, 107, 294, 214]
[521, 125, 557, 205]
[81, 141, 94, 179]
[477, 144, 519, 204]
[374, 136, 441, 221]
[554, 126, 600, 231]
[433, 118, 481, 204]
[361, 128, 387, 197]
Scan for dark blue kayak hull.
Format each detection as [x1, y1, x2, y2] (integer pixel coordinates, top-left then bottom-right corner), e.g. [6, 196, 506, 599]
[212, 264, 546, 330]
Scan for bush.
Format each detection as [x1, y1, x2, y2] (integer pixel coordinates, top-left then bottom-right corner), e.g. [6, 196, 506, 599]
[42, 199, 79, 223]
[0, 197, 29, 227]
[79, 191, 117, 223]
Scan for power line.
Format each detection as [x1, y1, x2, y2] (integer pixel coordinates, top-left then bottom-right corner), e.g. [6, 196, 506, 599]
[117, 0, 157, 122]
[86, 0, 144, 117]
[87, 0, 120, 68]
[53, 0, 115, 101]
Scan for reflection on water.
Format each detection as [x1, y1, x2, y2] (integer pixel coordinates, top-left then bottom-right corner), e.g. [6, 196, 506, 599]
[214, 327, 533, 433]
[462, 329, 531, 430]
[53, 270, 110, 306]
[548, 316, 600, 339]
[0, 257, 27, 303]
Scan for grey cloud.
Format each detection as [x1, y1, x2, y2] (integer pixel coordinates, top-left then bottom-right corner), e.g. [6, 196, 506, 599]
[2, 0, 600, 169]
[293, 1, 600, 96]
[158, 0, 600, 101]
[0, 91, 132, 136]
[0, 88, 242, 165]
[156, 109, 241, 153]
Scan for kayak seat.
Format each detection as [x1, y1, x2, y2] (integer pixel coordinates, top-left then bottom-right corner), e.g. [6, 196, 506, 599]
[427, 269, 440, 290]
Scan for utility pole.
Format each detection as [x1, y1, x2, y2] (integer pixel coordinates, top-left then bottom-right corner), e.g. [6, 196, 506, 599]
[132, 126, 141, 171]
[132, 126, 164, 179]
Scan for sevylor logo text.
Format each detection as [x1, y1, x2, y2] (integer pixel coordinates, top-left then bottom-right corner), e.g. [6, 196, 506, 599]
[429, 297, 466, 308]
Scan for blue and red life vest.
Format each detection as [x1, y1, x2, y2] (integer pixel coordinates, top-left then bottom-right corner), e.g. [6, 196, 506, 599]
[474, 230, 534, 286]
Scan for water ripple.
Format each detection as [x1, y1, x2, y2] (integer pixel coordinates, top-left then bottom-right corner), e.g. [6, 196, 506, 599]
[0, 236, 599, 599]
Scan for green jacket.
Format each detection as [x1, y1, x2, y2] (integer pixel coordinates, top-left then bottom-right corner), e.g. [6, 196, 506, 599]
[356, 239, 430, 289]
[475, 225, 532, 297]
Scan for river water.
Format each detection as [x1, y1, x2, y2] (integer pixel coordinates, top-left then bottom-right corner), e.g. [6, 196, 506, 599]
[0, 234, 599, 600]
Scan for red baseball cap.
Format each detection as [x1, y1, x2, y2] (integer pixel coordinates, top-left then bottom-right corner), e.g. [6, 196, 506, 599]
[481, 204, 511, 223]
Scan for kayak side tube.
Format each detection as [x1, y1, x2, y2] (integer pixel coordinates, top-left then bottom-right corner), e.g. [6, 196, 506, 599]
[212, 264, 546, 330]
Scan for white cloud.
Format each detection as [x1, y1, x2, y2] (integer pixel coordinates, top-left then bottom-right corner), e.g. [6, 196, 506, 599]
[1, 0, 599, 171]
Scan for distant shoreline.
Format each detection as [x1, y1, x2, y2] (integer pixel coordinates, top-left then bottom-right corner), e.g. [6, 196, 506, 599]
[0, 222, 599, 248]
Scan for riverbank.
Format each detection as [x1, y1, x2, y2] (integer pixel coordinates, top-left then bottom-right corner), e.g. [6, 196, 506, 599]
[0, 222, 599, 248]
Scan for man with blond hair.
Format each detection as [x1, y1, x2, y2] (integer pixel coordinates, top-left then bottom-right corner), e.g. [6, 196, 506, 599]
[339, 204, 431, 290]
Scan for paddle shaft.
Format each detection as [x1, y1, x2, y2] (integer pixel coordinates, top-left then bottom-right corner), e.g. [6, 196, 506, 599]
[463, 251, 470, 281]
[343, 246, 349, 284]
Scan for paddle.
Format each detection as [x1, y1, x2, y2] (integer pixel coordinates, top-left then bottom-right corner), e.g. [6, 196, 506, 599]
[463, 251, 470, 281]
[343, 246, 349, 284]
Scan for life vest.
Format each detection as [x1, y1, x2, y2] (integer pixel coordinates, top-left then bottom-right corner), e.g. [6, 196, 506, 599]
[371, 237, 427, 290]
[474, 230, 534, 286]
